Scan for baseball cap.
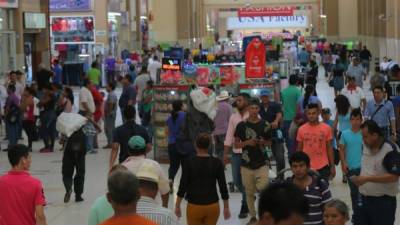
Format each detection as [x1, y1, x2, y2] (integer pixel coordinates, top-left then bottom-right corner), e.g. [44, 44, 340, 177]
[137, 162, 160, 183]
[260, 89, 272, 97]
[128, 136, 146, 151]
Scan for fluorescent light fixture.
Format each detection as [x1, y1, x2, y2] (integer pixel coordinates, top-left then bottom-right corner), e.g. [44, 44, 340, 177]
[171, 91, 176, 95]
[79, 54, 90, 57]
[108, 12, 121, 17]
[320, 14, 327, 18]
[140, 16, 147, 19]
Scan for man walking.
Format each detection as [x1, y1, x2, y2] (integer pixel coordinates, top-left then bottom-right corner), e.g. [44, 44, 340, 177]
[118, 75, 136, 122]
[100, 170, 157, 225]
[234, 98, 272, 225]
[103, 82, 118, 149]
[147, 55, 162, 81]
[213, 90, 232, 162]
[122, 136, 169, 208]
[109, 106, 151, 167]
[341, 76, 366, 111]
[0, 144, 47, 225]
[288, 151, 332, 225]
[296, 103, 336, 181]
[259, 89, 285, 176]
[223, 93, 250, 219]
[360, 46, 372, 74]
[364, 86, 396, 141]
[79, 78, 95, 116]
[338, 109, 363, 225]
[346, 58, 366, 89]
[351, 120, 400, 225]
[281, 75, 302, 157]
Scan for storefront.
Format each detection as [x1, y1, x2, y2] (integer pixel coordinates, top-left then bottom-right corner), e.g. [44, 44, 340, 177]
[0, 2, 18, 78]
[50, 0, 108, 85]
[205, 4, 320, 42]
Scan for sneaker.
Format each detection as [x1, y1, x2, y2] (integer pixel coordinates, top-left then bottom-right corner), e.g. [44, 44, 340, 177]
[75, 195, 84, 202]
[238, 203, 249, 219]
[39, 148, 53, 153]
[64, 189, 72, 203]
[247, 217, 257, 225]
[88, 150, 98, 154]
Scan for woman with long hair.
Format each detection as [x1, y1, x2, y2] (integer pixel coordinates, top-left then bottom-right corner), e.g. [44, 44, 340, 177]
[297, 85, 322, 116]
[330, 59, 345, 96]
[57, 87, 74, 114]
[333, 94, 352, 183]
[175, 133, 230, 225]
[166, 100, 187, 192]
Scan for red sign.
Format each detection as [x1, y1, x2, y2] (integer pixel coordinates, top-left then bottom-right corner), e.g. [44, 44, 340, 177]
[154, 85, 189, 91]
[239, 83, 274, 90]
[245, 38, 266, 79]
[238, 6, 295, 17]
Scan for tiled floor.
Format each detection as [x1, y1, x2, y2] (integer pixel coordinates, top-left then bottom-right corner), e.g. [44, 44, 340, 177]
[0, 68, 398, 225]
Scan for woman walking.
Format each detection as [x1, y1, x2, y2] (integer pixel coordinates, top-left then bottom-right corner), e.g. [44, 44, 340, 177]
[330, 59, 345, 96]
[175, 133, 230, 225]
[167, 100, 188, 192]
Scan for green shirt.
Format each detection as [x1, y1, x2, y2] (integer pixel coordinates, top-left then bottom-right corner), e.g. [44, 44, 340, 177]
[281, 85, 301, 121]
[87, 68, 101, 85]
[88, 195, 114, 225]
[142, 89, 153, 112]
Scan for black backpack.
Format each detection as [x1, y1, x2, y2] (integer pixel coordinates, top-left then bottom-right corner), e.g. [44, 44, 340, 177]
[65, 128, 87, 154]
[6, 103, 20, 124]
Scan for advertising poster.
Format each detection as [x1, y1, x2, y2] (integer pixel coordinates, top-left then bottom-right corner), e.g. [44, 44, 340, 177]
[220, 66, 241, 85]
[50, 0, 91, 12]
[245, 38, 266, 79]
[196, 66, 220, 86]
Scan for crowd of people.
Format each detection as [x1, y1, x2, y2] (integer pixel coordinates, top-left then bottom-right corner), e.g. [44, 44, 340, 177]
[0, 43, 399, 225]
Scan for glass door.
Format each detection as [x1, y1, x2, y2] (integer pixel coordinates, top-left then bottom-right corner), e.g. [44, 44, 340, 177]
[0, 31, 16, 78]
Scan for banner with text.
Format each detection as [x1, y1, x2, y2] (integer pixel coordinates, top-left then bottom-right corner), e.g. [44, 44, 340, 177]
[227, 16, 308, 29]
[238, 6, 295, 17]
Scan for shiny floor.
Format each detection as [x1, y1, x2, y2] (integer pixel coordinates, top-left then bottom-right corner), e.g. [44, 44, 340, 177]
[0, 68, 398, 225]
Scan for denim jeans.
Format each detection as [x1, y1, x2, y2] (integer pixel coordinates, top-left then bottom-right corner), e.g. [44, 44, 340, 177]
[283, 120, 295, 158]
[86, 135, 95, 152]
[346, 168, 362, 225]
[6, 121, 19, 147]
[104, 115, 116, 146]
[231, 153, 247, 206]
[271, 140, 285, 176]
[213, 134, 225, 162]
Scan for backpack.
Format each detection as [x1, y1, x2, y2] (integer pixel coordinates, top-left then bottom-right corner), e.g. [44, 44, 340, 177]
[382, 141, 400, 175]
[65, 128, 87, 154]
[6, 103, 20, 124]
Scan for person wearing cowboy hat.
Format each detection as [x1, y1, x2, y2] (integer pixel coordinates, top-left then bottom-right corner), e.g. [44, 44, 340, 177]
[213, 90, 233, 162]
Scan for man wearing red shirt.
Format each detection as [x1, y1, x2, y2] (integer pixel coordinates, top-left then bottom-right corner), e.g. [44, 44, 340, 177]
[0, 144, 47, 225]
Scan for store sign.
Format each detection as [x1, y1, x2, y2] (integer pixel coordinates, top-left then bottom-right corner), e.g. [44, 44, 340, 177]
[238, 6, 295, 17]
[227, 16, 308, 29]
[245, 38, 266, 79]
[162, 58, 181, 71]
[264, 32, 293, 40]
[0, 0, 18, 8]
[50, 0, 91, 12]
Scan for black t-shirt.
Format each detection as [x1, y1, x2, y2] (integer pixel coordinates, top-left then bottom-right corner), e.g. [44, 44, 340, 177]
[112, 121, 151, 163]
[177, 156, 229, 205]
[36, 69, 53, 90]
[235, 119, 271, 169]
[359, 49, 372, 61]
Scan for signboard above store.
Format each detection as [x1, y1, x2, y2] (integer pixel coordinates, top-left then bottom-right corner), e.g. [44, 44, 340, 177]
[238, 6, 295, 17]
[50, 0, 91, 12]
[227, 16, 308, 29]
[0, 0, 18, 8]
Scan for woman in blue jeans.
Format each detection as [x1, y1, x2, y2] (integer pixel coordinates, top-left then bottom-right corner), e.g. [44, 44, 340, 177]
[167, 100, 190, 192]
[38, 86, 57, 153]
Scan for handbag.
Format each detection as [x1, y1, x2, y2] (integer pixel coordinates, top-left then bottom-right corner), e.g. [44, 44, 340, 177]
[328, 79, 334, 87]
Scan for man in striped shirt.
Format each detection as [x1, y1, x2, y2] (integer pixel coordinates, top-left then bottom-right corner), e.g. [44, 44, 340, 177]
[137, 162, 179, 225]
[288, 152, 332, 225]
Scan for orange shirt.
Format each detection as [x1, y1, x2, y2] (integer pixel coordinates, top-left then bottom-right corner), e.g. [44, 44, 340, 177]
[296, 122, 333, 170]
[100, 215, 157, 225]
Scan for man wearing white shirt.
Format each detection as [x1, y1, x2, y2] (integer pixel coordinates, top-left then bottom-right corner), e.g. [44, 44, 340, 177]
[78, 78, 95, 116]
[341, 76, 366, 111]
[147, 56, 161, 82]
